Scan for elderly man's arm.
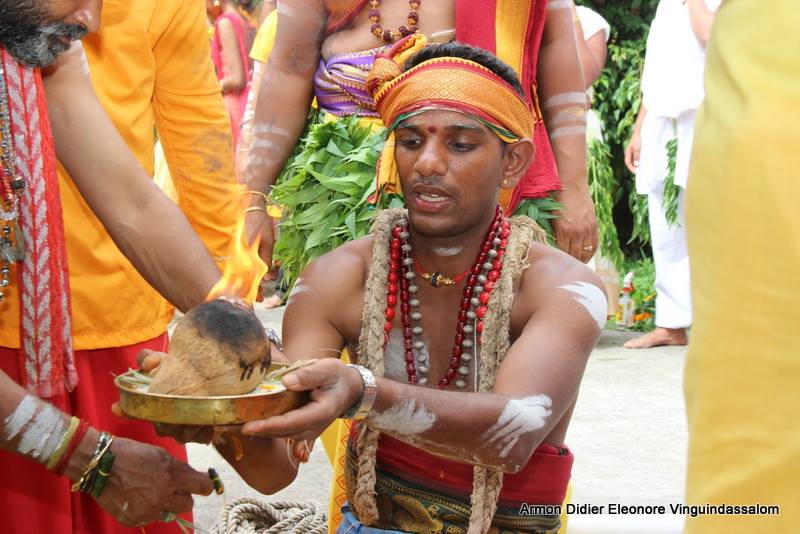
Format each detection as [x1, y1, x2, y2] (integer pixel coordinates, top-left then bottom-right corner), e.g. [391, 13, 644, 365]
[151, 0, 241, 264]
[242, 244, 602, 474]
[42, 42, 220, 312]
[0, 370, 213, 526]
[538, 2, 598, 263]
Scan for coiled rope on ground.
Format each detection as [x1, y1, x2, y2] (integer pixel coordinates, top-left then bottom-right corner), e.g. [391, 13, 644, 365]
[212, 498, 327, 534]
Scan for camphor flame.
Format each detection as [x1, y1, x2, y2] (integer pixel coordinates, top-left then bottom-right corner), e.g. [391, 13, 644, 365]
[206, 183, 269, 303]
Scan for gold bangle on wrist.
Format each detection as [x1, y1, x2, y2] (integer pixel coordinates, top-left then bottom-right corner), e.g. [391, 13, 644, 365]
[246, 190, 269, 203]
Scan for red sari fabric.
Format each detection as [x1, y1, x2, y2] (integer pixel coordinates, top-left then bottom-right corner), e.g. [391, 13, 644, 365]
[345, 432, 572, 532]
[0, 334, 190, 534]
[211, 12, 253, 149]
[377, 434, 573, 507]
[456, 0, 561, 209]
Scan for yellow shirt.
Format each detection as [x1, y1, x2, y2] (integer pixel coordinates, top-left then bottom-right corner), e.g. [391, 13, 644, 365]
[685, 1, 800, 531]
[0, 0, 239, 350]
[250, 9, 278, 63]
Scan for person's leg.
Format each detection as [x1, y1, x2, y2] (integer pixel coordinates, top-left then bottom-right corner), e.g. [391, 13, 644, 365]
[625, 184, 690, 349]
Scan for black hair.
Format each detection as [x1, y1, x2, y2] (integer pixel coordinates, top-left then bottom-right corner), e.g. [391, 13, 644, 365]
[403, 42, 525, 97]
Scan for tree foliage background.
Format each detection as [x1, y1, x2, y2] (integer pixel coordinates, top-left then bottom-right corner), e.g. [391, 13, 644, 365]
[577, 0, 660, 268]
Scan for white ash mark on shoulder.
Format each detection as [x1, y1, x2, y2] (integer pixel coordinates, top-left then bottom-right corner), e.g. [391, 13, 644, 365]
[432, 246, 463, 257]
[558, 281, 607, 329]
[369, 398, 435, 436]
[277, 2, 299, 18]
[483, 395, 552, 458]
[285, 278, 309, 305]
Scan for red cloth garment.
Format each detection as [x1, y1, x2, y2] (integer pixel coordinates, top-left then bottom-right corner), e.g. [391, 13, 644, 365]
[456, 0, 561, 209]
[376, 433, 573, 507]
[326, 0, 371, 34]
[0, 334, 191, 534]
[211, 12, 253, 148]
[0, 48, 75, 398]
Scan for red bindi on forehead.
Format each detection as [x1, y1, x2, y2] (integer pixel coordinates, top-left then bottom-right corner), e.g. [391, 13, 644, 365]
[427, 126, 438, 134]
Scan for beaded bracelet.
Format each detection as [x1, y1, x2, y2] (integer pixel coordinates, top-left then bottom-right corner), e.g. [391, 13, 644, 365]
[71, 432, 114, 493]
[46, 416, 80, 470]
[54, 419, 90, 477]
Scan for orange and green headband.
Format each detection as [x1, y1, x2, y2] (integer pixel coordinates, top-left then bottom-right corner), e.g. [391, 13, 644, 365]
[366, 35, 534, 199]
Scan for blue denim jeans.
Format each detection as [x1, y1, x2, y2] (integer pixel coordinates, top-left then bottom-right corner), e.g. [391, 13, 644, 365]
[336, 504, 405, 534]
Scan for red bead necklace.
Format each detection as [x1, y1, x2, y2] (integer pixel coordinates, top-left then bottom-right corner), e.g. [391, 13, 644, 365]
[383, 208, 510, 389]
[368, 0, 421, 43]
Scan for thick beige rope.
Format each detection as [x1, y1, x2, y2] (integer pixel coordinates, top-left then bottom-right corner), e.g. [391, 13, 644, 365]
[351, 208, 405, 524]
[467, 215, 545, 534]
[212, 498, 327, 534]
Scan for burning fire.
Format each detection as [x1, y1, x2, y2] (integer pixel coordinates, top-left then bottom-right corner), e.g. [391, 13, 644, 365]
[206, 183, 269, 304]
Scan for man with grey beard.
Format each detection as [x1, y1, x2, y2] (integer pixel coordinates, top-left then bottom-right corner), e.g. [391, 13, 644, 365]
[0, 0, 230, 530]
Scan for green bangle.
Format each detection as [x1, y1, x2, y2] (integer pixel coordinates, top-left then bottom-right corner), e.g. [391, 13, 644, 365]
[90, 450, 116, 498]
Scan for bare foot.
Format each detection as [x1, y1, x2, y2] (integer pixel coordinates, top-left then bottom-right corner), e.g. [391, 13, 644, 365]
[261, 294, 284, 309]
[624, 327, 688, 349]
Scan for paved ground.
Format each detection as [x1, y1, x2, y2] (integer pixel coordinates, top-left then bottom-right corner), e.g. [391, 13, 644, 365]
[189, 305, 689, 533]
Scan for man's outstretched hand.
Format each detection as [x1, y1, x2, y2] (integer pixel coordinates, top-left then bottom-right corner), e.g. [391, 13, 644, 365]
[241, 358, 363, 441]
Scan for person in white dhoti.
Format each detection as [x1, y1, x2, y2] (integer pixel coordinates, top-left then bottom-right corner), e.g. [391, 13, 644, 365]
[623, 0, 720, 349]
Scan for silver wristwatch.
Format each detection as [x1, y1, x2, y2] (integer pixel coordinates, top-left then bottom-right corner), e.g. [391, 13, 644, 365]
[340, 364, 378, 420]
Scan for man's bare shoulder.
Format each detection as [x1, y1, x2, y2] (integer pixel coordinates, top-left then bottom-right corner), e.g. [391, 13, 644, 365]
[513, 241, 606, 319]
[294, 235, 374, 295]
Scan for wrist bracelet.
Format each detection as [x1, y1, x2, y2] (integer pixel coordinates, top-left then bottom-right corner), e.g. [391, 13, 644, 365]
[71, 432, 114, 493]
[340, 365, 377, 420]
[47, 416, 79, 470]
[90, 449, 116, 498]
[54, 419, 90, 477]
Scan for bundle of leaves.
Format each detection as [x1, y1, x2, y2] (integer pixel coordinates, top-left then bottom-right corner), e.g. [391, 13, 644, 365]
[271, 112, 403, 294]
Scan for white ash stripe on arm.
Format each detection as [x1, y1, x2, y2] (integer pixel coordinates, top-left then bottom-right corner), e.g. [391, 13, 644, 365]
[483, 395, 553, 458]
[369, 398, 436, 437]
[558, 281, 608, 329]
[3, 395, 67, 462]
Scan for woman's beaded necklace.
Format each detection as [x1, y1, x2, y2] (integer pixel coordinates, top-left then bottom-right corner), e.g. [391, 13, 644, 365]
[368, 0, 421, 43]
[0, 64, 27, 302]
[383, 208, 509, 389]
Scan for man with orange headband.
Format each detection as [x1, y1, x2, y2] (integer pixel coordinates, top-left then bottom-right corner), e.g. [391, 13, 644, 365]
[202, 41, 605, 533]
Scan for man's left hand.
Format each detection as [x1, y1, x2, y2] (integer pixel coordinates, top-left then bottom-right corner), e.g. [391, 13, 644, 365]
[552, 188, 598, 263]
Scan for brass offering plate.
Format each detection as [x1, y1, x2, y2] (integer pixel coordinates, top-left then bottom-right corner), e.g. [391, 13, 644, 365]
[115, 363, 308, 425]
